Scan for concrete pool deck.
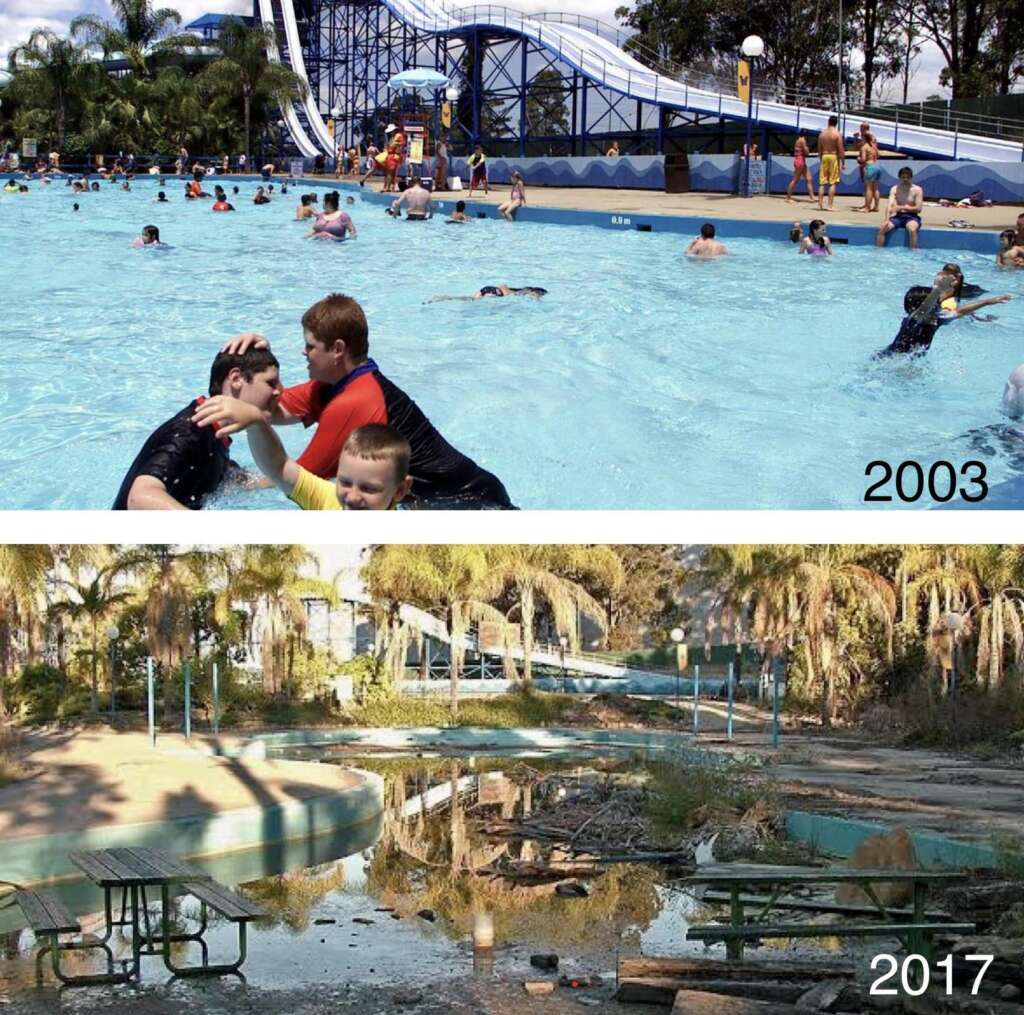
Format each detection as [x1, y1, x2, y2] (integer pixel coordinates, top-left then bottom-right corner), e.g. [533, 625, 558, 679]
[2, 722, 1017, 878]
[350, 177, 1018, 233]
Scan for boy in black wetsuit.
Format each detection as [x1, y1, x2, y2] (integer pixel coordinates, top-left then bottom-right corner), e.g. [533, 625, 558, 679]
[877, 269, 1012, 359]
[113, 347, 281, 510]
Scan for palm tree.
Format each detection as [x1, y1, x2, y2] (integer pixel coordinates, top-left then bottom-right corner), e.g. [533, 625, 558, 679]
[480, 546, 623, 685]
[363, 546, 511, 716]
[201, 21, 308, 167]
[704, 545, 896, 724]
[0, 547, 57, 715]
[231, 547, 337, 699]
[71, 0, 198, 77]
[49, 563, 136, 714]
[7, 30, 97, 151]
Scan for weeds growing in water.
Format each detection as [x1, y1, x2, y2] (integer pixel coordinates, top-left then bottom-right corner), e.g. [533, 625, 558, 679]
[642, 759, 774, 839]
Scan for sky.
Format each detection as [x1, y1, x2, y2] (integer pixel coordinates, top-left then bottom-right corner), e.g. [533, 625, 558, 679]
[1, 0, 949, 102]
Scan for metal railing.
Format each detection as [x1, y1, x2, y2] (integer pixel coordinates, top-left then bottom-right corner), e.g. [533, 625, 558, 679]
[846, 99, 1024, 143]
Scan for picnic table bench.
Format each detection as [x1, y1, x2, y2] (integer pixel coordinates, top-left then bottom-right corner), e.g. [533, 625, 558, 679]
[9, 847, 267, 987]
[682, 864, 974, 961]
[11, 888, 132, 987]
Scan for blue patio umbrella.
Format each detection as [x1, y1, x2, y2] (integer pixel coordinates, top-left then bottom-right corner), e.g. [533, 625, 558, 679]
[387, 68, 449, 91]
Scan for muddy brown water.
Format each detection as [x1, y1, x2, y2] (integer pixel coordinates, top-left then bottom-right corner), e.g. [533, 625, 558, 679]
[0, 752, 850, 1013]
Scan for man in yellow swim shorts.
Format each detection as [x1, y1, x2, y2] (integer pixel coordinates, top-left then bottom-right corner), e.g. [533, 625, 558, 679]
[816, 115, 845, 212]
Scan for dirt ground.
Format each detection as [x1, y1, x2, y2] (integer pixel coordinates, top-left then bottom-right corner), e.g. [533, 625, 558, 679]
[1, 974, 654, 1015]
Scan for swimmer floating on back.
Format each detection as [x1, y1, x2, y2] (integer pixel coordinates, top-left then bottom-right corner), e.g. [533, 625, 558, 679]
[427, 285, 547, 302]
[877, 265, 1011, 358]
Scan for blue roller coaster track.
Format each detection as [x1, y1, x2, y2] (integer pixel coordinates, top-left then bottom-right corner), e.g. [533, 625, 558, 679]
[256, 0, 1024, 162]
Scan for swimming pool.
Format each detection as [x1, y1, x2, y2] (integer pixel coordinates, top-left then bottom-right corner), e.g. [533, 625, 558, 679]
[2, 176, 1022, 509]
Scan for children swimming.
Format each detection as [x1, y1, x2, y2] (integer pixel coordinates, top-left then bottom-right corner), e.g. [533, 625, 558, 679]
[877, 265, 1012, 358]
[997, 229, 1024, 268]
[427, 285, 547, 302]
[800, 219, 832, 256]
[114, 347, 281, 510]
[131, 225, 164, 248]
[190, 396, 413, 510]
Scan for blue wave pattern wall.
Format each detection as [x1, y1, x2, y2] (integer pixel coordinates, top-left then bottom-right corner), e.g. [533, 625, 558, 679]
[691, 154, 1024, 201]
[447, 155, 665, 189]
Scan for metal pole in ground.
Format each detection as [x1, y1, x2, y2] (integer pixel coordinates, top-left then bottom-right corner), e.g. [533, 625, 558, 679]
[184, 660, 192, 741]
[212, 661, 220, 736]
[147, 657, 156, 748]
[772, 664, 780, 749]
[693, 663, 700, 735]
[727, 661, 734, 741]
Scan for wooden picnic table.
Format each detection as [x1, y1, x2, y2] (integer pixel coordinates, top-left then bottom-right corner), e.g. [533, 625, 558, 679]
[68, 847, 213, 978]
[682, 863, 971, 961]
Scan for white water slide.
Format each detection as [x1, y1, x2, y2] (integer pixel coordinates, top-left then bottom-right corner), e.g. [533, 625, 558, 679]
[262, 0, 1023, 162]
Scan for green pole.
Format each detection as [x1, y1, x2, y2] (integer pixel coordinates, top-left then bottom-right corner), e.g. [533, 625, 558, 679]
[184, 660, 192, 741]
[147, 657, 155, 748]
[212, 661, 220, 735]
[693, 663, 700, 735]
[727, 660, 734, 741]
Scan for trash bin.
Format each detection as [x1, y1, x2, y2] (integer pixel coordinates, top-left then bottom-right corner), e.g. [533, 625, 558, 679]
[664, 152, 690, 193]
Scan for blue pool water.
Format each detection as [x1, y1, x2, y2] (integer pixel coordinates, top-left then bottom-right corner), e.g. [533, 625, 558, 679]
[3, 176, 1023, 509]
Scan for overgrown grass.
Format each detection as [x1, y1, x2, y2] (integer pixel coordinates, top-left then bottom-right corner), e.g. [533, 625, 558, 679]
[994, 832, 1024, 879]
[859, 685, 1024, 756]
[344, 689, 575, 729]
[643, 759, 774, 840]
[0, 726, 28, 787]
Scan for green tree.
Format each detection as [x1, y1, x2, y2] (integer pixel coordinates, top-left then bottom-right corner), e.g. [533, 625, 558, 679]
[480, 546, 622, 685]
[363, 546, 510, 715]
[231, 546, 337, 699]
[525, 68, 570, 139]
[0, 547, 57, 715]
[914, 0, 994, 98]
[70, 0, 198, 77]
[49, 563, 136, 714]
[200, 21, 308, 168]
[7, 29, 99, 151]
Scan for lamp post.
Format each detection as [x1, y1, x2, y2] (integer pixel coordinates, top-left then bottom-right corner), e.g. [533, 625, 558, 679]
[670, 627, 686, 711]
[558, 635, 568, 693]
[740, 35, 764, 198]
[106, 623, 120, 724]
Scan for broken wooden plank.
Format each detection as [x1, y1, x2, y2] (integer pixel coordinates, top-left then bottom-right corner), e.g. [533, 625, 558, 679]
[618, 957, 856, 983]
[670, 989, 799, 1014]
[617, 978, 813, 1006]
[794, 981, 846, 1012]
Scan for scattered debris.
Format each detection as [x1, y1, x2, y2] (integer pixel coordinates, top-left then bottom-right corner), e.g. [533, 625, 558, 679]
[529, 954, 559, 971]
[523, 980, 555, 996]
[392, 989, 424, 1006]
[555, 881, 589, 897]
[352, 917, 374, 925]
[313, 918, 336, 925]
[670, 988, 798, 1014]
[416, 908, 436, 922]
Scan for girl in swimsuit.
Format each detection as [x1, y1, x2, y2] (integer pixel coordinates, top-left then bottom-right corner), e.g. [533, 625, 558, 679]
[786, 131, 816, 203]
[799, 219, 832, 256]
[499, 171, 526, 221]
[307, 190, 357, 241]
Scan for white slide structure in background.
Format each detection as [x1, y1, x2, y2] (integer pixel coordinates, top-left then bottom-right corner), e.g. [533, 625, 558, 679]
[262, 0, 1023, 164]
